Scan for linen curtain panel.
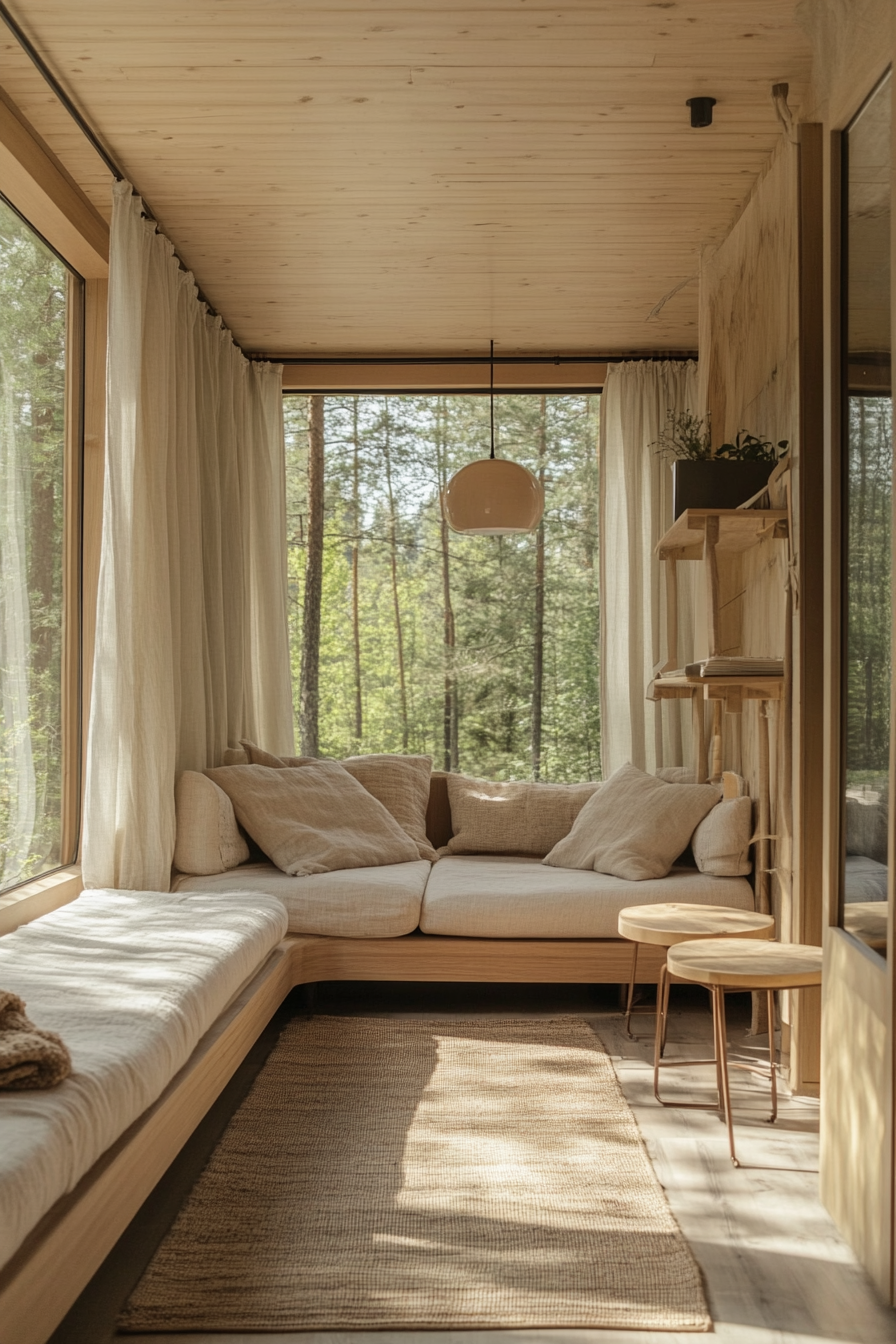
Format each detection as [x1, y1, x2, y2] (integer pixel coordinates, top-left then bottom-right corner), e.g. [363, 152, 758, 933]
[600, 359, 700, 777]
[0, 358, 34, 887]
[83, 180, 293, 891]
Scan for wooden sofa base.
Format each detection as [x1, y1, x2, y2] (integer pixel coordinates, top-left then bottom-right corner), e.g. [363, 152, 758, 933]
[0, 932, 662, 1344]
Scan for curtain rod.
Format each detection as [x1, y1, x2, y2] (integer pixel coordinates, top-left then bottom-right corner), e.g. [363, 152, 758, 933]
[0, 0, 224, 319]
[0, 0, 123, 182]
[260, 353, 698, 366]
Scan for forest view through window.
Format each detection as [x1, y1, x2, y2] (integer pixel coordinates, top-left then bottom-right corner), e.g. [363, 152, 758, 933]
[0, 197, 75, 895]
[284, 393, 600, 781]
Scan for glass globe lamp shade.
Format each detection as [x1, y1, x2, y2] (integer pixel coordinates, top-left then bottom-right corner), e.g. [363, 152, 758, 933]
[441, 457, 544, 535]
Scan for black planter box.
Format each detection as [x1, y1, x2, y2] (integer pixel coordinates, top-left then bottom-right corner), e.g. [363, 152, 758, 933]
[671, 459, 773, 519]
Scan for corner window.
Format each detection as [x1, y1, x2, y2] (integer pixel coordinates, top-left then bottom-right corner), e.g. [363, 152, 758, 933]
[0, 194, 81, 894]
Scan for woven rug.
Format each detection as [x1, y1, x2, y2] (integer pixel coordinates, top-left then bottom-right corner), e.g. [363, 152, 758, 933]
[120, 1015, 710, 1332]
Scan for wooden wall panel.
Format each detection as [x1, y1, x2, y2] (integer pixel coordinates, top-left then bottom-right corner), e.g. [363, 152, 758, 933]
[820, 928, 891, 1298]
[696, 138, 805, 1069]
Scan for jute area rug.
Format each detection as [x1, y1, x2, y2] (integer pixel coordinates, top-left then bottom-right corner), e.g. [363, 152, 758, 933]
[120, 1015, 710, 1332]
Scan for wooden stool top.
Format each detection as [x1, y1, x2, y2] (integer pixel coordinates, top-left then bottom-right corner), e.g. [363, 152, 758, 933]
[666, 937, 823, 989]
[617, 902, 775, 948]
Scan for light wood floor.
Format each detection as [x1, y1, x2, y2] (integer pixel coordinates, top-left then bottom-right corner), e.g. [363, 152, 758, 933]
[54, 982, 896, 1344]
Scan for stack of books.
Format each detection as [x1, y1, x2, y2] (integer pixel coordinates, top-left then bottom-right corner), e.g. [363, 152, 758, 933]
[684, 657, 784, 678]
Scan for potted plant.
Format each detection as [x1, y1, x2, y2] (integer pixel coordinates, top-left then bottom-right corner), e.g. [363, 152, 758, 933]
[652, 411, 789, 519]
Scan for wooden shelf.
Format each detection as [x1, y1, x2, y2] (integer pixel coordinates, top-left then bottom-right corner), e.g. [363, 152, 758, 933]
[656, 507, 789, 561]
[649, 673, 784, 704]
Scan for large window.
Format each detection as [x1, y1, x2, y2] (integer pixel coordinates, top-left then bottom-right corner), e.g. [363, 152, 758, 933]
[284, 393, 600, 780]
[0, 196, 80, 894]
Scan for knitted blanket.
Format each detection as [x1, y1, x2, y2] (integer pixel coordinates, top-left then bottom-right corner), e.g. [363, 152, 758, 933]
[0, 990, 71, 1090]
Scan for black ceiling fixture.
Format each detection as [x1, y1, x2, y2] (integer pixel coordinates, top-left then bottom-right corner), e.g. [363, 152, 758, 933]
[686, 96, 717, 128]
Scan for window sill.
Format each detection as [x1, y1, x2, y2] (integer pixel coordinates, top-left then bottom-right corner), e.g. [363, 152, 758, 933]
[0, 866, 83, 936]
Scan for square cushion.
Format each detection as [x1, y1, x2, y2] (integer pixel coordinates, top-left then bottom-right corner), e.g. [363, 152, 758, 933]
[444, 775, 601, 857]
[239, 741, 436, 861]
[173, 771, 250, 876]
[544, 762, 720, 880]
[692, 796, 753, 876]
[205, 762, 419, 876]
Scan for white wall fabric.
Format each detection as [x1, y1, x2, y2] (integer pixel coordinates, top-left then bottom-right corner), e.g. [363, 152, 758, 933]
[82, 181, 293, 891]
[599, 360, 700, 778]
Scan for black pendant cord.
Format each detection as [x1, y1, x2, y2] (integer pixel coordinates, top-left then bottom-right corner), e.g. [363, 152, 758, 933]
[489, 339, 496, 460]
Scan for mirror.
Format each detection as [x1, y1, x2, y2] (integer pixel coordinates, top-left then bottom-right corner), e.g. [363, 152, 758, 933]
[840, 72, 893, 957]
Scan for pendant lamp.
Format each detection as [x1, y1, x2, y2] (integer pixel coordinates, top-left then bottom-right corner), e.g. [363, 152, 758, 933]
[441, 341, 544, 535]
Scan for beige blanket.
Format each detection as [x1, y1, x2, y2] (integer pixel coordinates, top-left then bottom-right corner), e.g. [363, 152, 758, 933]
[0, 990, 71, 1090]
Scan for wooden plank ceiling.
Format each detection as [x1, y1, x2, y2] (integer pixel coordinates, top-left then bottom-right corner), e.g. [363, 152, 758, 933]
[0, 1, 812, 357]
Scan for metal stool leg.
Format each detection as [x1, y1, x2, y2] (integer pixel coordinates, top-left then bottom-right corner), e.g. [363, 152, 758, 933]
[654, 969, 720, 1109]
[713, 985, 739, 1166]
[766, 988, 778, 1124]
[624, 941, 640, 1037]
[653, 962, 669, 1098]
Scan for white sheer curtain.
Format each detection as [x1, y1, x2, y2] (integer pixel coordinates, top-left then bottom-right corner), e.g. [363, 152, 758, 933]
[0, 358, 35, 886]
[600, 359, 700, 777]
[82, 180, 293, 891]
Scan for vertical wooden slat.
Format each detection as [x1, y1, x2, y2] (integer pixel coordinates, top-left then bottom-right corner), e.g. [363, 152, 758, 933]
[790, 122, 826, 1094]
[60, 273, 84, 863]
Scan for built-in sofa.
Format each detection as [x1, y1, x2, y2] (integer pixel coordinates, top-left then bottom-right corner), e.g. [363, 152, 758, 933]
[0, 767, 755, 1344]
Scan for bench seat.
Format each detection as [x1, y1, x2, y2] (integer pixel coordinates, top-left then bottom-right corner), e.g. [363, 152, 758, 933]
[419, 856, 755, 938]
[0, 888, 287, 1272]
[174, 859, 431, 937]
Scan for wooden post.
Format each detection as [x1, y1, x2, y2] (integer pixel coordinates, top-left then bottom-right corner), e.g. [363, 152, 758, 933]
[704, 514, 722, 656]
[664, 558, 679, 671]
[692, 691, 707, 782]
[710, 699, 724, 782]
[757, 700, 771, 917]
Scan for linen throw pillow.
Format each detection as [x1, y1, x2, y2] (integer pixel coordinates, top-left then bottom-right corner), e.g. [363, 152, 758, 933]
[205, 762, 420, 876]
[543, 762, 721, 880]
[239, 741, 437, 861]
[692, 796, 753, 876]
[445, 775, 601, 857]
[173, 771, 250, 876]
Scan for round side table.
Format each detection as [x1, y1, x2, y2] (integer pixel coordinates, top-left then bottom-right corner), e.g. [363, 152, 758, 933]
[617, 903, 775, 1108]
[666, 938, 823, 1166]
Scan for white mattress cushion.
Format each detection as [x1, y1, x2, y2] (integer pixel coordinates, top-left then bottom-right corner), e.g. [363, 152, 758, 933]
[420, 856, 755, 938]
[0, 888, 287, 1272]
[174, 860, 431, 937]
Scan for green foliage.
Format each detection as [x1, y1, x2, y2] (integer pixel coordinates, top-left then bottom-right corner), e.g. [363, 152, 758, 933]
[0, 196, 71, 891]
[284, 393, 601, 781]
[845, 396, 893, 782]
[652, 409, 788, 463]
[651, 409, 713, 461]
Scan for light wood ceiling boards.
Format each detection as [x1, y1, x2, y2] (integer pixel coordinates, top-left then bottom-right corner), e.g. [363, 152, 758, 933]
[0, 1, 812, 356]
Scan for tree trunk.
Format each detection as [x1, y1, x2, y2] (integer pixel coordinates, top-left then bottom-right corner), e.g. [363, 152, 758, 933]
[383, 403, 409, 750]
[531, 395, 547, 779]
[299, 393, 325, 756]
[436, 398, 458, 771]
[351, 396, 363, 747]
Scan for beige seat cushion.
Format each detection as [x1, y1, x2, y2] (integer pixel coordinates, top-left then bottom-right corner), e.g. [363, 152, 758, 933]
[545, 763, 721, 880]
[239, 741, 436, 861]
[174, 861, 430, 938]
[444, 775, 601, 857]
[173, 771, 250, 876]
[206, 762, 419, 876]
[421, 856, 754, 938]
